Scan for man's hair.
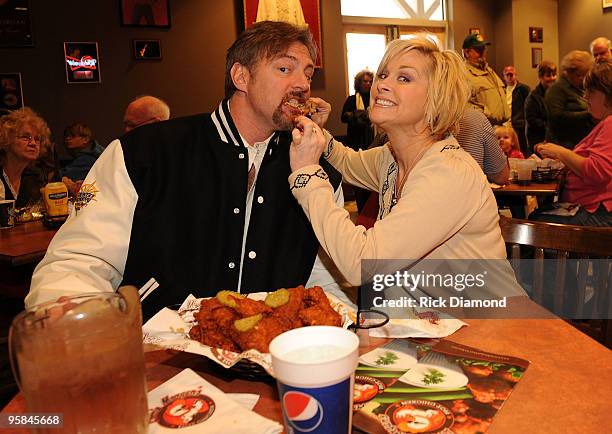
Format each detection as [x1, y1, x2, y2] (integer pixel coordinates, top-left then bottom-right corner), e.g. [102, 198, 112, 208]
[224, 21, 317, 98]
[353, 70, 373, 92]
[590, 37, 611, 54]
[560, 50, 593, 75]
[375, 34, 470, 139]
[0, 107, 52, 162]
[584, 59, 612, 106]
[129, 95, 170, 120]
[64, 122, 92, 140]
[537, 60, 557, 78]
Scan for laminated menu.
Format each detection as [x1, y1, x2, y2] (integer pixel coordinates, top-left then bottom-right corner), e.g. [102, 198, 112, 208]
[352, 339, 529, 434]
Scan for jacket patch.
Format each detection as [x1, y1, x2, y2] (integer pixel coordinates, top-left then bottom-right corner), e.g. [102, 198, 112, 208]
[75, 181, 99, 213]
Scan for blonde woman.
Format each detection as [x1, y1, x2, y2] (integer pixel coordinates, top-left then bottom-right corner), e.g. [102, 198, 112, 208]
[0, 107, 53, 207]
[288, 35, 522, 303]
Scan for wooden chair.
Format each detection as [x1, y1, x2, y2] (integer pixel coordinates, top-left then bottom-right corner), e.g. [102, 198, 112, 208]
[499, 216, 612, 347]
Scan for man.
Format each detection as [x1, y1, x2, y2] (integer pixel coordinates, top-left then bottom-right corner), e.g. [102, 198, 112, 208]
[503, 65, 530, 155]
[545, 50, 595, 149]
[462, 34, 510, 127]
[590, 36, 612, 62]
[123, 95, 170, 132]
[525, 60, 558, 150]
[27, 21, 345, 319]
[454, 108, 509, 185]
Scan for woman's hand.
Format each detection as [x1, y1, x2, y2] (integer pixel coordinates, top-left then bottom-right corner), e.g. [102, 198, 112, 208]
[308, 97, 331, 128]
[535, 142, 565, 160]
[290, 116, 327, 172]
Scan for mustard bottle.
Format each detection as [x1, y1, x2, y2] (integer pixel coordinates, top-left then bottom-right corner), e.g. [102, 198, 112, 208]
[42, 182, 69, 218]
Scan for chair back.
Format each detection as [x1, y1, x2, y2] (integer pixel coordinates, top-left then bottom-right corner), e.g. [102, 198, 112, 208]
[499, 217, 612, 345]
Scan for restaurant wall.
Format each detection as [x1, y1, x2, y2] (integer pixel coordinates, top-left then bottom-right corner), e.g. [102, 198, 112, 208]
[511, 0, 559, 89]
[557, 0, 612, 57]
[0, 0, 349, 145]
[450, 0, 498, 69]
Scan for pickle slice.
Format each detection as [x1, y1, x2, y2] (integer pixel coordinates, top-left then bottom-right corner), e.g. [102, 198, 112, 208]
[264, 288, 290, 308]
[217, 290, 244, 308]
[234, 314, 262, 332]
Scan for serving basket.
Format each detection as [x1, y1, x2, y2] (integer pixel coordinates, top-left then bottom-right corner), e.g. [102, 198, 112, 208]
[531, 166, 563, 182]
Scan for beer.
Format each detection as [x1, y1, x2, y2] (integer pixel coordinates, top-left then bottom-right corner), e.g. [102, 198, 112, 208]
[11, 291, 148, 433]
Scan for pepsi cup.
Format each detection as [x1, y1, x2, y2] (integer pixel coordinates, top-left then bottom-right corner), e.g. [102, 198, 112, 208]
[269, 326, 359, 434]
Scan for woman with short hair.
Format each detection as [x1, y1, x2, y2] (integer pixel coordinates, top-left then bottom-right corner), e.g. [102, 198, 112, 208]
[534, 60, 612, 227]
[0, 107, 53, 207]
[545, 50, 595, 149]
[525, 60, 557, 151]
[288, 35, 522, 298]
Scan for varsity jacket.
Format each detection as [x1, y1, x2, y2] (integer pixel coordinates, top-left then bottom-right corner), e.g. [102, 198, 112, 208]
[27, 100, 343, 319]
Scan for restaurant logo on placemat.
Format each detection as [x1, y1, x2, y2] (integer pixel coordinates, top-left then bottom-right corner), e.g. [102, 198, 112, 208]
[75, 182, 98, 213]
[150, 389, 215, 428]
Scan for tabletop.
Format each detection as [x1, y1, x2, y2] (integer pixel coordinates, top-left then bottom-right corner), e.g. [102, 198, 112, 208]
[0, 221, 56, 266]
[491, 180, 561, 197]
[2, 314, 611, 433]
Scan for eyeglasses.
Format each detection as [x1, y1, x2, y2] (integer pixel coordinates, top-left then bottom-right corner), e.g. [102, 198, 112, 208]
[17, 134, 43, 143]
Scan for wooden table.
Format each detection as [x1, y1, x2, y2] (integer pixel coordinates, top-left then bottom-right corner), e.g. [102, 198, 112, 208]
[0, 221, 56, 267]
[0, 221, 56, 298]
[492, 180, 561, 198]
[2, 311, 611, 433]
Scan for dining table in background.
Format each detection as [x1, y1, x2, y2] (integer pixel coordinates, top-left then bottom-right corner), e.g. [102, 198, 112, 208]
[2, 301, 611, 434]
[491, 180, 562, 199]
[0, 220, 57, 298]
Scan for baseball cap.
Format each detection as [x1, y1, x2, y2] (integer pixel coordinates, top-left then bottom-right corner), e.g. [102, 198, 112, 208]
[462, 33, 491, 49]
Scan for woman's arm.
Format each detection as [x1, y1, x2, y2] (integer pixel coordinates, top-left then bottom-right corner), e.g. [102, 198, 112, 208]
[289, 152, 484, 285]
[536, 143, 586, 177]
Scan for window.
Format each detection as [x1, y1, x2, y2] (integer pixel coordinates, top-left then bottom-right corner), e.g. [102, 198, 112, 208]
[345, 33, 386, 95]
[341, 0, 445, 21]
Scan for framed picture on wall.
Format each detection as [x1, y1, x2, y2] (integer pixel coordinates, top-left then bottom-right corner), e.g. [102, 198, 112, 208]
[469, 28, 480, 35]
[64, 42, 102, 84]
[529, 27, 543, 43]
[133, 39, 162, 60]
[531, 48, 542, 68]
[120, 0, 171, 28]
[0, 0, 33, 47]
[243, 0, 323, 68]
[0, 73, 24, 110]
[603, 1, 612, 9]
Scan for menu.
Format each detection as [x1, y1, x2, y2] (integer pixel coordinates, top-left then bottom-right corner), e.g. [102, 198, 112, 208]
[352, 338, 529, 434]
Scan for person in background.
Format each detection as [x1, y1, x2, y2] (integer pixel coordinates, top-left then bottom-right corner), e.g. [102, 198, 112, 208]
[545, 50, 595, 149]
[462, 33, 510, 127]
[341, 70, 375, 212]
[495, 125, 524, 159]
[532, 60, 612, 227]
[0, 107, 53, 207]
[455, 107, 509, 185]
[28, 21, 348, 320]
[56, 122, 104, 196]
[341, 70, 374, 151]
[123, 95, 170, 132]
[503, 65, 531, 155]
[590, 37, 612, 62]
[287, 35, 525, 302]
[525, 60, 558, 150]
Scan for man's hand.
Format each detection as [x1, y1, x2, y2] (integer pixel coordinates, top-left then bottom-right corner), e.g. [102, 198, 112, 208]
[290, 116, 327, 172]
[308, 97, 331, 128]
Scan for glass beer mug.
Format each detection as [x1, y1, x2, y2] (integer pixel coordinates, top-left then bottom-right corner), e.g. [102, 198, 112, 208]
[9, 287, 148, 433]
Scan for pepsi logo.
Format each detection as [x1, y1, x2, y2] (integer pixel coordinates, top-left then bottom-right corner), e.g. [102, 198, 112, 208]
[283, 391, 323, 432]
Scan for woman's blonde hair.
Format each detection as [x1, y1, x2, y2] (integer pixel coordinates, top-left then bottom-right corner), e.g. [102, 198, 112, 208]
[0, 107, 52, 163]
[494, 125, 520, 151]
[373, 34, 470, 139]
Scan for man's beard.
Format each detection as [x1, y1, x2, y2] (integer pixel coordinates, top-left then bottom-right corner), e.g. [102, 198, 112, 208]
[272, 91, 309, 131]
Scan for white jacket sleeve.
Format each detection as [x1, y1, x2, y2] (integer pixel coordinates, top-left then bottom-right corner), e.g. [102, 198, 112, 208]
[26, 140, 138, 307]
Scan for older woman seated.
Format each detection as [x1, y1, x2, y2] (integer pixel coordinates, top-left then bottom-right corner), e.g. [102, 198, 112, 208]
[0, 107, 53, 207]
[533, 60, 612, 227]
[288, 35, 523, 301]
